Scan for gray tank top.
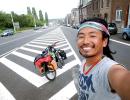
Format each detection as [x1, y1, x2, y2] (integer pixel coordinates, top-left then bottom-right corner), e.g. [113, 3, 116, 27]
[78, 56, 121, 100]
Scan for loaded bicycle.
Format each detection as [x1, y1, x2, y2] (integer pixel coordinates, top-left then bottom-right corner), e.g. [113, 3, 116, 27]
[34, 41, 67, 81]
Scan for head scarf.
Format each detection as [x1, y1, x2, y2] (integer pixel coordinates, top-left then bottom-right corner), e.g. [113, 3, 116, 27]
[78, 21, 110, 36]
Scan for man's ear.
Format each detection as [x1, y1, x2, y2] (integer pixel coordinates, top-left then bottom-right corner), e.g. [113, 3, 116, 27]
[103, 38, 108, 47]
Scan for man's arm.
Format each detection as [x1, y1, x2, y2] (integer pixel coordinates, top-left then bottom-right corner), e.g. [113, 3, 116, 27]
[108, 64, 130, 100]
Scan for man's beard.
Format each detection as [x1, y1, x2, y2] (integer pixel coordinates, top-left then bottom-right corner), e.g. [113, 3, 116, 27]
[79, 50, 95, 58]
[78, 44, 95, 58]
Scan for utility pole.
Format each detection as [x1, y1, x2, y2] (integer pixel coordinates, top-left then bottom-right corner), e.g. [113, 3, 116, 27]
[10, 12, 16, 32]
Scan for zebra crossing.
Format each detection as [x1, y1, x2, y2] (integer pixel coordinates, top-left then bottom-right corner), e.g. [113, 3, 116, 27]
[0, 28, 81, 100]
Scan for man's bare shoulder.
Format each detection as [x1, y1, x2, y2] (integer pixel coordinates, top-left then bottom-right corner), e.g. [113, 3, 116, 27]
[108, 64, 130, 99]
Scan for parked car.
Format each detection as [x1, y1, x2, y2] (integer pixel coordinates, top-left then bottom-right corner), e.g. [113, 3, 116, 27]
[72, 24, 80, 29]
[108, 23, 118, 35]
[1, 29, 14, 37]
[122, 27, 130, 40]
[33, 27, 40, 30]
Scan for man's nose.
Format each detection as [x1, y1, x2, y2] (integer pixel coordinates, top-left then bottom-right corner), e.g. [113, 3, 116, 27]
[83, 36, 90, 44]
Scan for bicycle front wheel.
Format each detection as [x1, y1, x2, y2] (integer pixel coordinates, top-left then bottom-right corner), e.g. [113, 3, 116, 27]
[45, 64, 56, 81]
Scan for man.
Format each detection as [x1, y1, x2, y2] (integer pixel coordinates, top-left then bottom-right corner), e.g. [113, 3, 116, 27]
[76, 18, 130, 100]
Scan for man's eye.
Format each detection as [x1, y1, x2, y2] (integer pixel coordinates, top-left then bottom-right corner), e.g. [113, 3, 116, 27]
[90, 35, 96, 37]
[78, 35, 84, 38]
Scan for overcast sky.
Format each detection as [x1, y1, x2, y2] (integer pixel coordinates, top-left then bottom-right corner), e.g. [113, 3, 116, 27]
[0, 0, 79, 19]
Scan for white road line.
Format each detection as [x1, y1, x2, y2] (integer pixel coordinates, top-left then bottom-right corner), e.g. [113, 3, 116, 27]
[56, 60, 78, 76]
[36, 37, 64, 41]
[58, 28, 82, 65]
[20, 46, 72, 58]
[0, 58, 78, 88]
[30, 41, 52, 45]
[25, 43, 69, 50]
[49, 81, 77, 100]
[66, 52, 73, 58]
[33, 40, 67, 45]
[38, 38, 63, 41]
[12, 51, 34, 62]
[0, 58, 47, 88]
[25, 44, 45, 48]
[62, 47, 70, 51]
[42, 33, 63, 36]
[110, 39, 130, 46]
[55, 43, 68, 48]
[12, 49, 73, 62]
[20, 47, 41, 54]
[0, 82, 16, 100]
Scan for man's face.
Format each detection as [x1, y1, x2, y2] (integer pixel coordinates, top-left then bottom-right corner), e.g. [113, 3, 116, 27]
[77, 27, 107, 58]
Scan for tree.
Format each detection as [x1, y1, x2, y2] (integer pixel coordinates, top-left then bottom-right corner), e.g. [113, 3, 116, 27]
[32, 7, 38, 20]
[27, 7, 32, 15]
[45, 12, 48, 26]
[18, 14, 34, 27]
[39, 10, 44, 23]
[0, 11, 12, 29]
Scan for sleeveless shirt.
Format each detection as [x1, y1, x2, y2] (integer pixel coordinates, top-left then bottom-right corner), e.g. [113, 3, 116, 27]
[78, 56, 121, 100]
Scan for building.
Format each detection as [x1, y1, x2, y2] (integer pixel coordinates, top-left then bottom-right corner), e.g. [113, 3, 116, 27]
[71, 8, 79, 27]
[79, 0, 92, 22]
[110, 0, 130, 32]
[99, 0, 112, 22]
[78, 0, 130, 33]
[64, 14, 71, 26]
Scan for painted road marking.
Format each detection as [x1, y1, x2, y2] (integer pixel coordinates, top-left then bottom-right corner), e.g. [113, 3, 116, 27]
[34, 40, 66, 44]
[0, 58, 78, 88]
[110, 39, 130, 46]
[0, 28, 80, 99]
[58, 28, 81, 66]
[12, 51, 34, 62]
[0, 58, 45, 88]
[0, 82, 16, 100]
[25, 44, 44, 48]
[20, 47, 41, 54]
[11, 49, 72, 63]
[20, 46, 73, 58]
[49, 81, 77, 100]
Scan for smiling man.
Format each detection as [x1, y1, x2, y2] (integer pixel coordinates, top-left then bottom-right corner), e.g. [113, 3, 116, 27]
[76, 18, 130, 100]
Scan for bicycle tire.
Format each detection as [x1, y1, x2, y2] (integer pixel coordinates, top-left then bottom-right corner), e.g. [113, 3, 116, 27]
[57, 58, 64, 68]
[45, 64, 56, 81]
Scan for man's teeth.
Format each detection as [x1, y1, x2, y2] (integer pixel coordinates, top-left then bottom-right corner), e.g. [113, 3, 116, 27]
[83, 47, 92, 50]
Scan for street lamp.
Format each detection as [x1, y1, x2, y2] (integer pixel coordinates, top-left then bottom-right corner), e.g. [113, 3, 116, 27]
[10, 12, 16, 32]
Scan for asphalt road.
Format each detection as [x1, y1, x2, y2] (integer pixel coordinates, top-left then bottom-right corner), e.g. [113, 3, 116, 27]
[0, 27, 79, 100]
[0, 27, 56, 57]
[0, 26, 130, 100]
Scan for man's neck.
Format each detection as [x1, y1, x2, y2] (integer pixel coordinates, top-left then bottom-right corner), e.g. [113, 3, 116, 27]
[85, 54, 104, 66]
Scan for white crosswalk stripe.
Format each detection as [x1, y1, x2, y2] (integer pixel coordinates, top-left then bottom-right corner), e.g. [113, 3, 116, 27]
[49, 81, 77, 100]
[12, 51, 34, 62]
[0, 82, 16, 100]
[25, 43, 45, 48]
[20, 47, 41, 54]
[0, 28, 81, 100]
